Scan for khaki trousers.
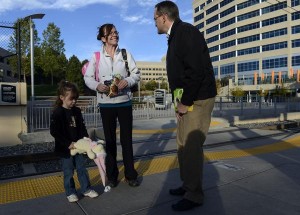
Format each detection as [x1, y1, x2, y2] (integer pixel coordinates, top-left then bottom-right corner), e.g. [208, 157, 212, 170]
[176, 97, 215, 204]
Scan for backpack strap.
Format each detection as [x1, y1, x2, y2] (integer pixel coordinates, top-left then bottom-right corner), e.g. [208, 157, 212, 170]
[121, 49, 130, 77]
[94, 52, 100, 81]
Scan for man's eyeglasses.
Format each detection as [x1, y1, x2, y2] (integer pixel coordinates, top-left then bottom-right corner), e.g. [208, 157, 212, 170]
[154, 15, 162, 21]
[106, 31, 119, 37]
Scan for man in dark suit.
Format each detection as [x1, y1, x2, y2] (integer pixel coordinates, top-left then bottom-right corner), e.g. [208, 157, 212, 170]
[154, 1, 217, 212]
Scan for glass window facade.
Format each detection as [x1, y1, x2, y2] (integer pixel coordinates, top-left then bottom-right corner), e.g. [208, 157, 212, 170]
[220, 64, 235, 75]
[194, 13, 204, 22]
[262, 1, 287, 14]
[237, 22, 260, 33]
[262, 28, 287, 39]
[220, 6, 235, 18]
[262, 15, 287, 27]
[220, 0, 234, 8]
[238, 47, 260, 56]
[238, 61, 259, 72]
[211, 56, 219, 62]
[292, 11, 300, 21]
[195, 22, 204, 30]
[207, 5, 218, 15]
[220, 17, 235, 28]
[292, 0, 300, 7]
[220, 28, 236, 39]
[292, 55, 300, 66]
[237, 34, 260, 44]
[262, 57, 287, 69]
[221, 51, 236, 60]
[206, 14, 219, 25]
[262, 42, 287, 52]
[209, 45, 219, 53]
[213, 67, 218, 76]
[292, 39, 300, 48]
[220, 40, 236, 49]
[237, 0, 259, 10]
[194, 0, 299, 81]
[206, 25, 219, 34]
[237, 10, 259, 22]
[207, 35, 219, 44]
[292, 25, 300, 34]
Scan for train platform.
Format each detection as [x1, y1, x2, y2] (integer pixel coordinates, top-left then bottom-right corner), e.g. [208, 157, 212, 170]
[1, 118, 300, 214]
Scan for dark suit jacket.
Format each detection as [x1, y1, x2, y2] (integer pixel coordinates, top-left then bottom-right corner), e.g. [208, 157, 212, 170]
[167, 18, 217, 106]
[50, 106, 89, 157]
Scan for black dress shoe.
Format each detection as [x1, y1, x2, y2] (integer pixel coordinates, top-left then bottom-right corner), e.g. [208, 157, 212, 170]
[172, 198, 202, 211]
[169, 187, 186, 196]
[126, 179, 140, 187]
[107, 180, 118, 188]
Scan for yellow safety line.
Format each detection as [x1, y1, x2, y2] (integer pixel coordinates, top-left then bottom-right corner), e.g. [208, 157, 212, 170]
[129, 121, 222, 134]
[0, 135, 299, 205]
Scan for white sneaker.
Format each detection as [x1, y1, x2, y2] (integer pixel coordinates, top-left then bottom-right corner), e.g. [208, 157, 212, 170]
[83, 190, 99, 198]
[67, 194, 78, 203]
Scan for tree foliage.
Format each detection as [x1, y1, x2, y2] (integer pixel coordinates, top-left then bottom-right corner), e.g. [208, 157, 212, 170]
[230, 87, 245, 97]
[41, 23, 65, 85]
[145, 80, 157, 91]
[216, 79, 222, 95]
[66, 55, 84, 93]
[8, 18, 40, 79]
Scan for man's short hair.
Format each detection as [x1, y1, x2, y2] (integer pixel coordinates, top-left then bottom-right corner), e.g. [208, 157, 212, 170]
[155, 1, 180, 21]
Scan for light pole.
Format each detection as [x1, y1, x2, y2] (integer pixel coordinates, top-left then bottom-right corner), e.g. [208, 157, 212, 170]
[25, 13, 45, 132]
[158, 76, 163, 89]
[25, 13, 45, 100]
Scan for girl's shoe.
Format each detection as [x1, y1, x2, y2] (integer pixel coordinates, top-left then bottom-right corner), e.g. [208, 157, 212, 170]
[83, 190, 99, 198]
[67, 194, 78, 203]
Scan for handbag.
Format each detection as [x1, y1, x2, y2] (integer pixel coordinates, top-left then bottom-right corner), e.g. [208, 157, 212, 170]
[121, 49, 138, 93]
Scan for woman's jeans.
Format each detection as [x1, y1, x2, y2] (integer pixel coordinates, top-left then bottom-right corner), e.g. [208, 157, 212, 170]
[61, 154, 91, 196]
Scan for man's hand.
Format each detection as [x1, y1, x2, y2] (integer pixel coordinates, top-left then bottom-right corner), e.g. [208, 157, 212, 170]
[176, 102, 188, 120]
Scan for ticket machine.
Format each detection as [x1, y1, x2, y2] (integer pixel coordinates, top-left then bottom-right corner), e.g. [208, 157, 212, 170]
[0, 82, 27, 146]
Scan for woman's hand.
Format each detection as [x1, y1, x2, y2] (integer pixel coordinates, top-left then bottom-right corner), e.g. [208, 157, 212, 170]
[117, 79, 128, 90]
[96, 83, 109, 93]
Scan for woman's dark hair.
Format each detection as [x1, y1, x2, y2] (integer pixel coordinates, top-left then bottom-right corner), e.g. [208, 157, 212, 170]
[54, 80, 79, 107]
[155, 1, 180, 21]
[97, 23, 116, 43]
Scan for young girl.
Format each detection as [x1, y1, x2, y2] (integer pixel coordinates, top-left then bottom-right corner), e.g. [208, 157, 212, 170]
[50, 80, 99, 203]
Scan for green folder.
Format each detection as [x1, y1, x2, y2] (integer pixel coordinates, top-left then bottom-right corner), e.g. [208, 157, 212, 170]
[173, 88, 193, 112]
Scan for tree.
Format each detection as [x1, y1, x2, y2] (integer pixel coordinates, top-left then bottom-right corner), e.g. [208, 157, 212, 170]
[41, 23, 65, 85]
[220, 75, 231, 87]
[66, 55, 84, 93]
[216, 79, 222, 95]
[274, 83, 288, 96]
[8, 18, 40, 80]
[145, 80, 157, 91]
[139, 80, 145, 91]
[230, 87, 245, 97]
[258, 88, 269, 97]
[160, 79, 169, 91]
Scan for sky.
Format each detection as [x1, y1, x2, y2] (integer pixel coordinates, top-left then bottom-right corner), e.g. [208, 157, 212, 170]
[0, 0, 194, 62]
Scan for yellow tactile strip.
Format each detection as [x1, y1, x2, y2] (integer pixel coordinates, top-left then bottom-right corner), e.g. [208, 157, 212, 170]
[0, 135, 299, 205]
[129, 121, 222, 134]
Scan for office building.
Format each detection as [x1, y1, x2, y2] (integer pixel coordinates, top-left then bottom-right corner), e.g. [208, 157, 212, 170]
[136, 56, 167, 83]
[0, 47, 16, 82]
[193, 0, 300, 85]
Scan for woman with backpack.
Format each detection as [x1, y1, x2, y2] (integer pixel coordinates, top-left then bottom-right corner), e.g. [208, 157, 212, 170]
[84, 23, 140, 188]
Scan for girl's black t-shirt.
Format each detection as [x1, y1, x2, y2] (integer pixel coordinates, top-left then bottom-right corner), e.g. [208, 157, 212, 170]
[64, 108, 78, 142]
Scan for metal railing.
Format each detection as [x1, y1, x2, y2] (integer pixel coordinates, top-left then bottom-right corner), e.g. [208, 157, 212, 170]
[27, 96, 300, 132]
